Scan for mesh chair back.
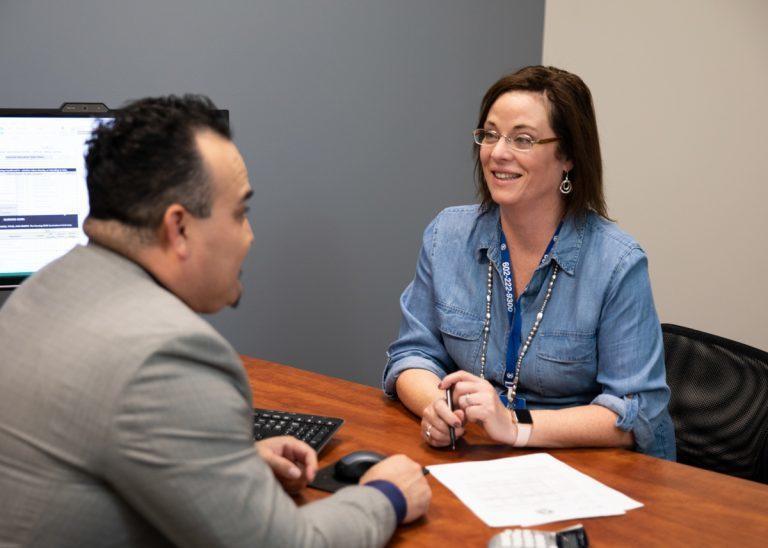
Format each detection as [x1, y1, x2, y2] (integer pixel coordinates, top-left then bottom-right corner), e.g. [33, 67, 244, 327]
[662, 323, 768, 484]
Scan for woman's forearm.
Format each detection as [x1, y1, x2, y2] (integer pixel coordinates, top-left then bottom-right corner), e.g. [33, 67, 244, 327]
[527, 404, 634, 448]
[394, 369, 445, 417]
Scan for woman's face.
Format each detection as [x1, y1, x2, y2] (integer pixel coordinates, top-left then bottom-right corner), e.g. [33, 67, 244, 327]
[480, 91, 572, 213]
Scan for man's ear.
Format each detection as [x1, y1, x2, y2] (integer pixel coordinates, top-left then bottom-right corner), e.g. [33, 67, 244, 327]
[161, 204, 191, 259]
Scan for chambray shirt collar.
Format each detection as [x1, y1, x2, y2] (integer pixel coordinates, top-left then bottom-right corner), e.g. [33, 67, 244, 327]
[548, 212, 586, 276]
[473, 205, 586, 276]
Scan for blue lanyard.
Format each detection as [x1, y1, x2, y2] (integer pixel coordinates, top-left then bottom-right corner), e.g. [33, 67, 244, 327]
[498, 221, 563, 409]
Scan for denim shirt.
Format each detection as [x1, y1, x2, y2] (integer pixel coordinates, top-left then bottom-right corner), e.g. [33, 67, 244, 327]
[383, 205, 676, 460]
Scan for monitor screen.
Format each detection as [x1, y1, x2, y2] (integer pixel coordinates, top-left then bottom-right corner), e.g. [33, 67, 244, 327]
[0, 111, 114, 288]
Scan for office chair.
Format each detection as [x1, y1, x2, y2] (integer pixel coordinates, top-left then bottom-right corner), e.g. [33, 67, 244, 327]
[662, 323, 768, 484]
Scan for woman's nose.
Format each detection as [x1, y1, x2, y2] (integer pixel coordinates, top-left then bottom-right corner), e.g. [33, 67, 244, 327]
[490, 138, 515, 161]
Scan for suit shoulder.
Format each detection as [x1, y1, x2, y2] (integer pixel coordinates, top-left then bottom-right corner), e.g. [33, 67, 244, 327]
[30, 245, 235, 361]
[112, 285, 237, 363]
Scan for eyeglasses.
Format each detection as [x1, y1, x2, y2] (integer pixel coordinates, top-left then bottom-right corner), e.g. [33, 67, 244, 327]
[472, 129, 559, 152]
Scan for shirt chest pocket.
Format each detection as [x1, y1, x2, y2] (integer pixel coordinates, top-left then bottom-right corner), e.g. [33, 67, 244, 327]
[436, 303, 484, 371]
[530, 332, 598, 397]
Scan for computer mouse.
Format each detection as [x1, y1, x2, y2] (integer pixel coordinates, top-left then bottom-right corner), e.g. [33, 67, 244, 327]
[333, 450, 386, 483]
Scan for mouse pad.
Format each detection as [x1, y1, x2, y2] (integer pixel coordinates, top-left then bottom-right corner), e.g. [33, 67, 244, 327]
[308, 463, 356, 493]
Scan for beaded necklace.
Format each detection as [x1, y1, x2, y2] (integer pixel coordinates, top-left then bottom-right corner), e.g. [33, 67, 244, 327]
[478, 254, 560, 408]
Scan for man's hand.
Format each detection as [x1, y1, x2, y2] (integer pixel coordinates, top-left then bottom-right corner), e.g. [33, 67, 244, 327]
[256, 436, 318, 494]
[360, 454, 431, 524]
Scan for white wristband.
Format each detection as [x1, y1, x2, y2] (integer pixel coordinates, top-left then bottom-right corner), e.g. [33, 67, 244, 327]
[513, 423, 532, 447]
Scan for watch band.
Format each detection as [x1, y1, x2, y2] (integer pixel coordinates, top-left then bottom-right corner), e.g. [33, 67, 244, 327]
[513, 423, 532, 447]
[512, 410, 533, 447]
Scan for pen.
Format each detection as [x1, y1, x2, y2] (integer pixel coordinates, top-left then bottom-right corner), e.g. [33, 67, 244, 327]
[446, 388, 456, 450]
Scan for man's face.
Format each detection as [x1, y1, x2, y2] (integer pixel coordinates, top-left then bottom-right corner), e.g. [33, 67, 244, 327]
[185, 129, 253, 313]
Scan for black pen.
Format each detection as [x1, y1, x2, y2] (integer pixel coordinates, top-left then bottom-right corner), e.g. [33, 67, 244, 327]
[446, 388, 456, 450]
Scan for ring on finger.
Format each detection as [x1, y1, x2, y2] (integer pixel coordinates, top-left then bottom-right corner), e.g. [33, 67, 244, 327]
[425, 424, 432, 439]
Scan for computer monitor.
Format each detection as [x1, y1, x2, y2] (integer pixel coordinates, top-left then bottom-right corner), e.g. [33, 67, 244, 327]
[0, 107, 114, 288]
[0, 105, 228, 289]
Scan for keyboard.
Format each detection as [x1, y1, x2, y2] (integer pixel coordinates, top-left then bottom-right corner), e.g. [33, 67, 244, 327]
[253, 408, 344, 453]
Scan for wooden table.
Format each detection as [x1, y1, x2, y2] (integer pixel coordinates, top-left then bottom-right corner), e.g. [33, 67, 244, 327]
[242, 356, 768, 547]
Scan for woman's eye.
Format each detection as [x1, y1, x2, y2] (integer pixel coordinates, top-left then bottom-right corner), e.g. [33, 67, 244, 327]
[514, 135, 533, 145]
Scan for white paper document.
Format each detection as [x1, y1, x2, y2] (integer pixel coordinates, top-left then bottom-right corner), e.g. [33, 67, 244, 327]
[427, 453, 642, 527]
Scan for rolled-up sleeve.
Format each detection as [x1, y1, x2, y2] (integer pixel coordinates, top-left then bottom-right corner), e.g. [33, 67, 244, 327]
[592, 246, 676, 460]
[383, 217, 458, 398]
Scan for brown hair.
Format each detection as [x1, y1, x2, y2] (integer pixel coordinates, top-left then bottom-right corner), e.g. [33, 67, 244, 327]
[474, 66, 608, 218]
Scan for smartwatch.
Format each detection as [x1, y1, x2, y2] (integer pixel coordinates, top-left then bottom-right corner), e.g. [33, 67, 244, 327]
[512, 409, 533, 447]
[515, 409, 533, 424]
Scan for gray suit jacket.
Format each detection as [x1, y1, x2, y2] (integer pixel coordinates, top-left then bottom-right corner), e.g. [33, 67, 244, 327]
[0, 244, 395, 547]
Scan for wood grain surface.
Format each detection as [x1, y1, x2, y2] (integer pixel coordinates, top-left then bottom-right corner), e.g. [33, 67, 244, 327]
[243, 356, 768, 547]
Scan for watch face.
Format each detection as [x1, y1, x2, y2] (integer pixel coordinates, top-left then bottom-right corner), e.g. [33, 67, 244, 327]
[515, 409, 533, 424]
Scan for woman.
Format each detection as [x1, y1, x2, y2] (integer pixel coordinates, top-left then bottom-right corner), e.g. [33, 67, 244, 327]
[382, 66, 675, 459]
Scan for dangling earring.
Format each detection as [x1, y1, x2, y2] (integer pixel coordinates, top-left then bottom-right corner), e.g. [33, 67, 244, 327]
[559, 171, 572, 195]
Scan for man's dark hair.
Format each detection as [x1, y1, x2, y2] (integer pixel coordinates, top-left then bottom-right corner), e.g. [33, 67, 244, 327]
[474, 66, 608, 219]
[85, 94, 231, 232]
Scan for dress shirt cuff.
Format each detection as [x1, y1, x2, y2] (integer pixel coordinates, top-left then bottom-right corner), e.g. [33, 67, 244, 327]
[383, 354, 447, 398]
[363, 480, 407, 524]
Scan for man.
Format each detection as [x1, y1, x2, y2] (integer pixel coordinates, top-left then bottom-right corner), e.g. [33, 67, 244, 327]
[0, 95, 430, 546]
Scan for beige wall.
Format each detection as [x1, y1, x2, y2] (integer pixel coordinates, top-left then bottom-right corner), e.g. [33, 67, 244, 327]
[543, 0, 768, 350]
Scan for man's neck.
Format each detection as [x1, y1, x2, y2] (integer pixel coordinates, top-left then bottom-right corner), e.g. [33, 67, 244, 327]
[84, 218, 170, 283]
[84, 218, 212, 313]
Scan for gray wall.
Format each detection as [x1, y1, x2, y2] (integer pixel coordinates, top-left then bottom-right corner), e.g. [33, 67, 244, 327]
[0, 0, 545, 387]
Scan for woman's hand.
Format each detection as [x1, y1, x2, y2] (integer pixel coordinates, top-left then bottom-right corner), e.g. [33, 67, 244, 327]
[440, 371, 518, 445]
[420, 394, 466, 447]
